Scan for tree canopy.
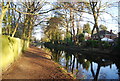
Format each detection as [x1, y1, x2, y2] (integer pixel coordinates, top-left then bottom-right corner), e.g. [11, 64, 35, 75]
[83, 23, 91, 34]
[99, 24, 107, 31]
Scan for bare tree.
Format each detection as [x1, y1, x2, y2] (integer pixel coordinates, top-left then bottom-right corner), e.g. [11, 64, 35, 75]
[0, 2, 10, 35]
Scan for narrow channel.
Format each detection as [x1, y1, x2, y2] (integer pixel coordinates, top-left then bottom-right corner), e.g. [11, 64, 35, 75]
[38, 45, 120, 80]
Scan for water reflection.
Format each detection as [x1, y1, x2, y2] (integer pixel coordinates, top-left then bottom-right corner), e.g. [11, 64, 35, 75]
[42, 46, 120, 80]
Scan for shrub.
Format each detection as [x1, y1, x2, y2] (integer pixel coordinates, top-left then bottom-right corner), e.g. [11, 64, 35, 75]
[102, 41, 111, 49]
[86, 40, 99, 48]
[85, 40, 111, 48]
[78, 33, 85, 43]
[113, 38, 120, 52]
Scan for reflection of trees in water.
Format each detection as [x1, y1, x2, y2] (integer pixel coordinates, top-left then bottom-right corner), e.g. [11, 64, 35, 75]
[78, 54, 115, 80]
[83, 60, 90, 71]
[63, 52, 101, 80]
[71, 55, 75, 73]
[116, 63, 120, 79]
[51, 49, 63, 63]
[64, 51, 72, 70]
[51, 49, 104, 80]
[113, 58, 120, 79]
[71, 53, 117, 80]
[91, 62, 101, 80]
[45, 45, 120, 80]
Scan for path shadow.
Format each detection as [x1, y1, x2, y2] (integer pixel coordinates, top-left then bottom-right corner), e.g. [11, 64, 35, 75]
[23, 49, 51, 60]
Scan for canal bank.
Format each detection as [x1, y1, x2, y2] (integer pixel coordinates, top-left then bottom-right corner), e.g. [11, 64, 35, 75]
[42, 44, 120, 80]
[43, 43, 120, 57]
[2, 46, 74, 79]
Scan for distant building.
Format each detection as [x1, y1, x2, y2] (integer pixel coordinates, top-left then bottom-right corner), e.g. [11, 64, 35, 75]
[93, 30, 117, 40]
[113, 32, 120, 45]
[84, 33, 91, 40]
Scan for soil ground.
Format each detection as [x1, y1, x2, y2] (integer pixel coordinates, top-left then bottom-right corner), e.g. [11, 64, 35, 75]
[2, 46, 74, 79]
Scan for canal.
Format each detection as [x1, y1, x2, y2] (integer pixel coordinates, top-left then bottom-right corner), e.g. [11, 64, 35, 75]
[38, 45, 120, 80]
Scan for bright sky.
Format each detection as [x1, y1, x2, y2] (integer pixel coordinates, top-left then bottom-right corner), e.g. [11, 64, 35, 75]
[34, 0, 119, 40]
[0, 0, 118, 40]
[8, 0, 118, 40]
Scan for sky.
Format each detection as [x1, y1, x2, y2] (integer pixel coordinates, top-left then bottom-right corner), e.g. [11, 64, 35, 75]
[32, 0, 119, 40]
[4, 0, 118, 40]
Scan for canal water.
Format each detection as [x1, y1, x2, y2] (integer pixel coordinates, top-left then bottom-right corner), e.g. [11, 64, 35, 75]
[39, 45, 120, 80]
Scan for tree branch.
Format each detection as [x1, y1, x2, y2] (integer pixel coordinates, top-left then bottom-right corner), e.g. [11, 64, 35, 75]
[9, 7, 61, 16]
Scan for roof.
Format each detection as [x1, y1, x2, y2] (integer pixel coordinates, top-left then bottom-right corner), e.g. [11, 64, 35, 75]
[101, 37, 114, 42]
[93, 30, 116, 36]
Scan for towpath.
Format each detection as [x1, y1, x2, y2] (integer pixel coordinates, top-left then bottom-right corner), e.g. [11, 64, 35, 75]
[2, 46, 73, 79]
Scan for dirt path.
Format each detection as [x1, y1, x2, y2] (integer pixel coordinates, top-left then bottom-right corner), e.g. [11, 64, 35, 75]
[2, 46, 73, 79]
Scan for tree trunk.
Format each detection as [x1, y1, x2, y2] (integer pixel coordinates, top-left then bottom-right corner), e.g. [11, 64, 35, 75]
[90, 2, 102, 48]
[22, 14, 29, 39]
[91, 25, 95, 39]
[91, 62, 95, 77]
[71, 55, 75, 73]
[94, 64, 101, 81]
[93, 15, 102, 48]
[65, 15, 69, 44]
[22, 18, 27, 39]
[72, 10, 76, 44]
[0, 2, 10, 35]
[12, 23, 18, 37]
[70, 8, 73, 43]
[12, 13, 21, 37]
[8, 5, 11, 35]
[27, 14, 35, 46]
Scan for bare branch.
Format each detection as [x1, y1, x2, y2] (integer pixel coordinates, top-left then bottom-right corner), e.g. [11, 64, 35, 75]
[9, 7, 61, 16]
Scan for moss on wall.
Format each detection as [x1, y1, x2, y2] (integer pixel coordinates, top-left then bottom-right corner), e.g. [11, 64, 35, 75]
[0, 35, 29, 71]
